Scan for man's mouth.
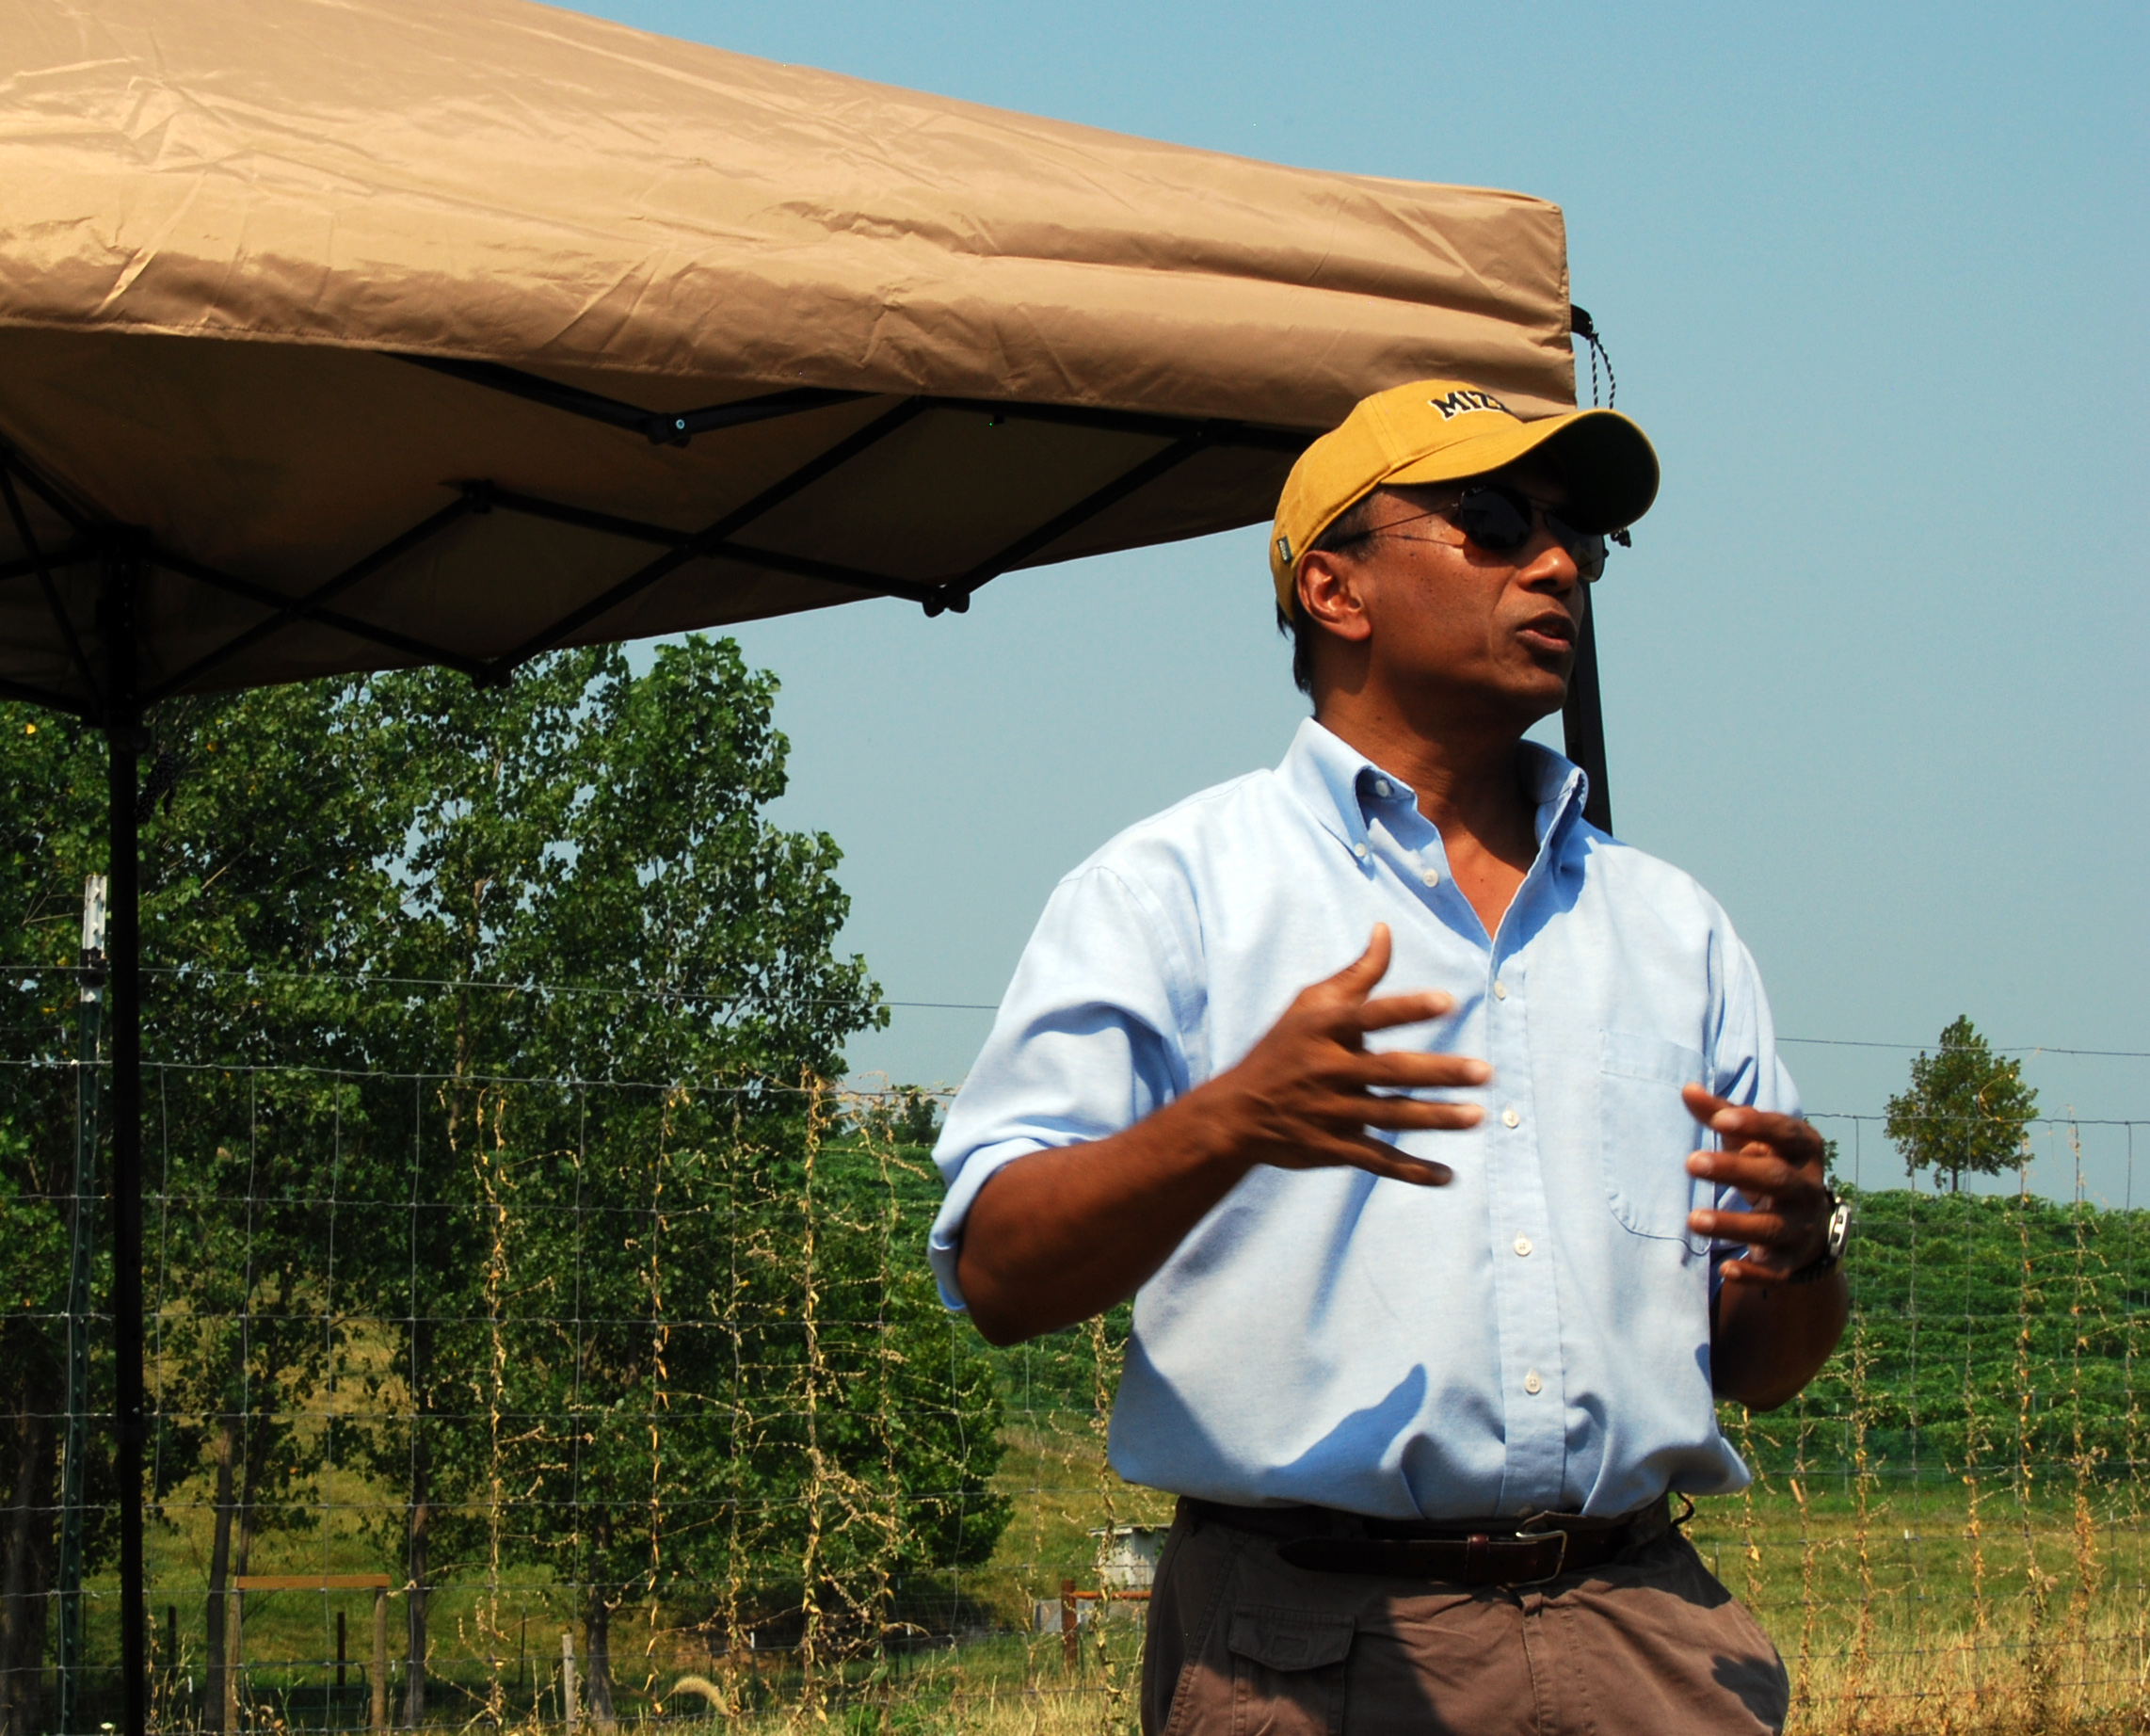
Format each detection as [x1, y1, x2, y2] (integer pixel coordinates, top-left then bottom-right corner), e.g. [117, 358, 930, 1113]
[1516, 613, 1576, 651]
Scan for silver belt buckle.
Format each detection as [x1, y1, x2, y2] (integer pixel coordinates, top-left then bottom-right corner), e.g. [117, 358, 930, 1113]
[1511, 1525, 1570, 1585]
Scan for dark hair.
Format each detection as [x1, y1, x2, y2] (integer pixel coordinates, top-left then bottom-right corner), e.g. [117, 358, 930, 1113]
[1276, 491, 1383, 695]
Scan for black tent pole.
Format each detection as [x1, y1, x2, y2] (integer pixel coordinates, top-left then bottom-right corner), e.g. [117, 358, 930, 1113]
[1561, 588, 1612, 835]
[101, 545, 148, 1736]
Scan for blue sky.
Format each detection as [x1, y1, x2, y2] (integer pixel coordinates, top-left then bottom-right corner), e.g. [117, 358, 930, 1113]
[581, 0, 2148, 1201]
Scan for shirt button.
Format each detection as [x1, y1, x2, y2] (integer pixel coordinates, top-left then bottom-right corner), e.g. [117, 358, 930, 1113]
[1514, 1235, 1532, 1258]
[1420, 867, 1440, 888]
[1352, 841, 1368, 860]
[1523, 1370, 1544, 1395]
[1493, 979, 1508, 1000]
[1501, 1106, 1520, 1129]
[1374, 779, 1392, 797]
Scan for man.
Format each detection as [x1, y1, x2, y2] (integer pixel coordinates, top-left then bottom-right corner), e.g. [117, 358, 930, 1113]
[929, 379, 1849, 1733]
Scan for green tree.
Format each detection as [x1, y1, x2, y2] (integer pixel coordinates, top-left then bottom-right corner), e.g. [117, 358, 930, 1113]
[353, 639, 886, 1719]
[0, 637, 1010, 1728]
[135, 686, 420, 1729]
[0, 712, 105, 1734]
[1884, 1015, 2039, 1192]
[0, 687, 413, 1730]
[333, 640, 1003, 1721]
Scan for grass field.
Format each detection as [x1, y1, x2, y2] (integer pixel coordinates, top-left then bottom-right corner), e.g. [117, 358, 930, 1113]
[80, 1401, 2150, 1735]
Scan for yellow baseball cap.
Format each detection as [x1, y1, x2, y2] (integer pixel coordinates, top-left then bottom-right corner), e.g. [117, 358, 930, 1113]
[1268, 379, 1661, 613]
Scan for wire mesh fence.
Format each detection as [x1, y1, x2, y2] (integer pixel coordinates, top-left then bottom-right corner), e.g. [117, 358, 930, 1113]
[8, 1046, 2150, 1736]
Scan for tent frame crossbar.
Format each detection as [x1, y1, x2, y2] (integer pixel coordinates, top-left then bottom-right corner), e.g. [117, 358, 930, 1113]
[152, 497, 484, 698]
[400, 354, 873, 445]
[1, 384, 1308, 703]
[152, 550, 487, 690]
[477, 394, 939, 677]
[0, 545, 97, 584]
[396, 351, 1311, 454]
[946, 422, 1217, 600]
[0, 466, 101, 705]
[0, 671, 87, 715]
[473, 482, 946, 607]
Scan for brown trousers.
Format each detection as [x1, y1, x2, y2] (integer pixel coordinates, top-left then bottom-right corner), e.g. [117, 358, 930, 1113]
[1140, 1501, 1789, 1735]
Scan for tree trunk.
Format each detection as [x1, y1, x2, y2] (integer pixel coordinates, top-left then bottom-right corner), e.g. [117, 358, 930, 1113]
[202, 1409, 240, 1733]
[222, 1381, 282, 1730]
[582, 1591, 617, 1729]
[0, 1397, 56, 1736]
[401, 1429, 429, 1728]
[233, 1381, 279, 1584]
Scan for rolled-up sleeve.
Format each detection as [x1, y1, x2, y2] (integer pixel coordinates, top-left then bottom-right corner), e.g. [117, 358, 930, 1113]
[928, 865, 1191, 1310]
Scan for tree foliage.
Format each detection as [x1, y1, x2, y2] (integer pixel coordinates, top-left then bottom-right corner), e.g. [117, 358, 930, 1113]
[1884, 1015, 2039, 1192]
[0, 639, 1007, 1727]
[1749, 1185, 2150, 1484]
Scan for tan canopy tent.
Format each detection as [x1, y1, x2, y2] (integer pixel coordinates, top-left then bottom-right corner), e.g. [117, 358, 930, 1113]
[0, 0, 1580, 705]
[0, 1, 1600, 1726]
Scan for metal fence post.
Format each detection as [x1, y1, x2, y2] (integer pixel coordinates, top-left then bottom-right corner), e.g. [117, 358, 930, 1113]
[222, 1586, 242, 1732]
[56, 876, 106, 1735]
[372, 1589, 388, 1732]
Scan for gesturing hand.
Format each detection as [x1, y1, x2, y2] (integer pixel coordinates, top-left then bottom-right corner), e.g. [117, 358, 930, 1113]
[1207, 924, 1489, 1187]
[1682, 1085, 1834, 1285]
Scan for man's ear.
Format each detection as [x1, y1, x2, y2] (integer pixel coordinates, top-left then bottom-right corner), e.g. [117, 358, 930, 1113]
[1296, 551, 1372, 645]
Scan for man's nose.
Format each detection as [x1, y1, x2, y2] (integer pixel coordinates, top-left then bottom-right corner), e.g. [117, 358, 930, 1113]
[1517, 533, 1580, 590]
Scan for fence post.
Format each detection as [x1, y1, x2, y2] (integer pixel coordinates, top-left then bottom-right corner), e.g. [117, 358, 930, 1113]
[372, 1589, 388, 1732]
[223, 1587, 242, 1731]
[56, 874, 106, 1736]
[560, 1631, 579, 1729]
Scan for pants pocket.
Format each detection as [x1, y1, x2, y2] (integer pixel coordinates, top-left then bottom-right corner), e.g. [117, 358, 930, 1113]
[1227, 1606, 1354, 1736]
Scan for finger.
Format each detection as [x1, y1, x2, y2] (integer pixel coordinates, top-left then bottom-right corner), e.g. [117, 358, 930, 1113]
[1687, 1148, 1823, 1198]
[1354, 990, 1459, 1033]
[1688, 1206, 1796, 1246]
[1713, 1111, 1823, 1164]
[1320, 924, 1393, 1003]
[1321, 1135, 1455, 1187]
[1681, 1085, 1822, 1164]
[1716, 1256, 1806, 1288]
[1353, 1050, 1492, 1090]
[1346, 1096, 1486, 1133]
[1293, 1086, 1484, 1131]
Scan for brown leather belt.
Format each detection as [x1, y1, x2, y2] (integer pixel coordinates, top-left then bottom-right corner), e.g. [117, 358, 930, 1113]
[1183, 1493, 1675, 1588]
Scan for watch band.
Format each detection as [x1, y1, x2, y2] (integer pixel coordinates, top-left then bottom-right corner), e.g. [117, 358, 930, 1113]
[1786, 1189, 1851, 1285]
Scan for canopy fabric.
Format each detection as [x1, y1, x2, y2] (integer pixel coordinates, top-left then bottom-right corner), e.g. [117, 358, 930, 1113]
[0, 0, 1579, 713]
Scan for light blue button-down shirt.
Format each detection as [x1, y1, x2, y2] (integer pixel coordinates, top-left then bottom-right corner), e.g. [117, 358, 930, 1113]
[930, 718, 1795, 1519]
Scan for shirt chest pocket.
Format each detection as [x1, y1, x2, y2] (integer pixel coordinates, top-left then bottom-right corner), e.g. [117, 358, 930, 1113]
[1599, 1029, 1709, 1253]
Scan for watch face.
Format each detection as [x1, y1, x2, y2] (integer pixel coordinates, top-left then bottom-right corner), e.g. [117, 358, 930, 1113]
[1825, 1200, 1852, 1261]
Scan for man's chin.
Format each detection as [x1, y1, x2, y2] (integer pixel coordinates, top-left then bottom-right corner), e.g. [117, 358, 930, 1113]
[1507, 665, 1573, 720]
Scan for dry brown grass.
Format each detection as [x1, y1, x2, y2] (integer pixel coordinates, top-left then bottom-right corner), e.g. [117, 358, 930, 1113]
[1781, 1614, 2150, 1735]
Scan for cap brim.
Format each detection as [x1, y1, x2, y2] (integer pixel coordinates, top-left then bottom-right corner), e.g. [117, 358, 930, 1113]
[1384, 408, 1659, 533]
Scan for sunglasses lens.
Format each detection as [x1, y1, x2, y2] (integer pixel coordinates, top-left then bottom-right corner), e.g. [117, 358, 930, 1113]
[1552, 516, 1607, 581]
[1450, 488, 1611, 579]
[1450, 488, 1532, 552]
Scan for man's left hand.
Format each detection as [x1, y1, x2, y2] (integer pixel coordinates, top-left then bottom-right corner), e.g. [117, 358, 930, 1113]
[1681, 1085, 1832, 1286]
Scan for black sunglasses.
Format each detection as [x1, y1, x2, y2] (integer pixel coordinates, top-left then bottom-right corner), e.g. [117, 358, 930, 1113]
[1358, 484, 1611, 582]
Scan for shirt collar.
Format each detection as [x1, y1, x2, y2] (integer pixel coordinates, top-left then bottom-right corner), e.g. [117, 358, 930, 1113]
[1278, 716, 1592, 853]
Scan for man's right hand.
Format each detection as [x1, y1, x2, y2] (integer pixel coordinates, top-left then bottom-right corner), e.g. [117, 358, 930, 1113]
[1211, 922, 1488, 1185]
[956, 923, 1488, 1343]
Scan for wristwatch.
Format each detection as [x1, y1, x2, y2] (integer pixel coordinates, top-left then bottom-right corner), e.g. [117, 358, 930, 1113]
[1786, 1188, 1851, 1285]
